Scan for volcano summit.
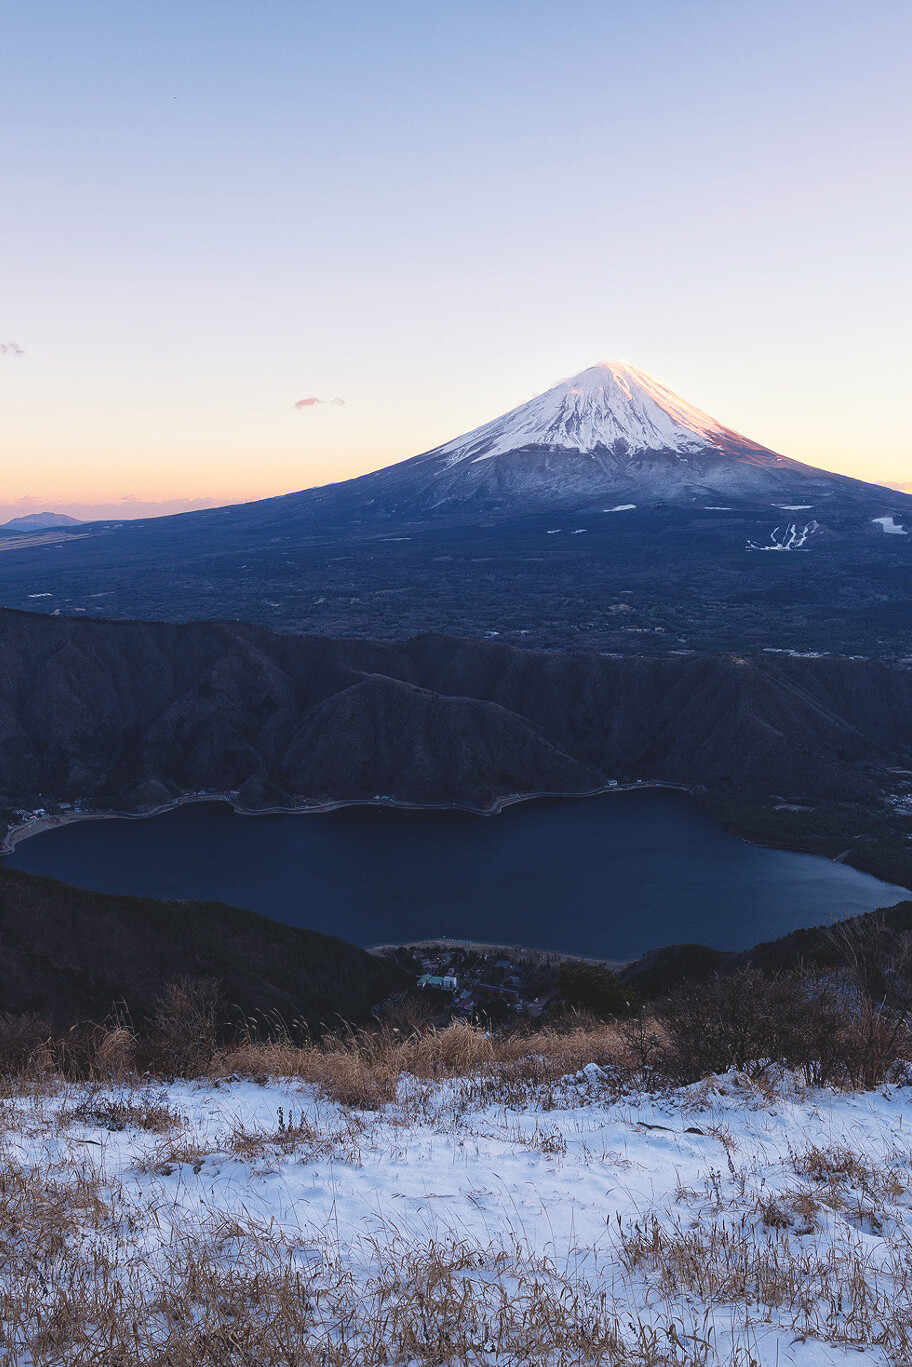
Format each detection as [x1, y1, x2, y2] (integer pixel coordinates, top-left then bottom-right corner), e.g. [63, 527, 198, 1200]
[315, 360, 873, 517]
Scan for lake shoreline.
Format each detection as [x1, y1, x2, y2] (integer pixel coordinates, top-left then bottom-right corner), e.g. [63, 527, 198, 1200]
[369, 936, 630, 971]
[0, 780, 694, 856]
[4, 784, 910, 922]
[5, 785, 907, 961]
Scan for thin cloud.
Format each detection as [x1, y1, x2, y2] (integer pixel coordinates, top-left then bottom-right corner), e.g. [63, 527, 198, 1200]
[330, 396, 346, 406]
[294, 395, 346, 409]
[294, 396, 323, 408]
[0, 341, 25, 357]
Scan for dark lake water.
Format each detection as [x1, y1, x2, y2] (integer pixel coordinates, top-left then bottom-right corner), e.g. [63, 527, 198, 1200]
[6, 791, 909, 960]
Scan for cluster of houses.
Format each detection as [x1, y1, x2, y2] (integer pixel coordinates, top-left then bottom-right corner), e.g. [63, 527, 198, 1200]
[380, 942, 566, 1022]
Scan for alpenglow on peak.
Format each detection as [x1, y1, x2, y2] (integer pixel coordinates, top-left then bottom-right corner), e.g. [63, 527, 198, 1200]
[429, 361, 733, 466]
[347, 357, 859, 511]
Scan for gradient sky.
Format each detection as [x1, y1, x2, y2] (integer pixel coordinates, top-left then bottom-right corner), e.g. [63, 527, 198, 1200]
[1, 0, 910, 518]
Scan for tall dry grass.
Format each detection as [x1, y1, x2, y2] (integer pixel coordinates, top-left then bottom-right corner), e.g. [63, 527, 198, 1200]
[211, 1016, 634, 1109]
[2, 1133, 911, 1365]
[0, 1175, 796, 1367]
[2, 958, 912, 1107]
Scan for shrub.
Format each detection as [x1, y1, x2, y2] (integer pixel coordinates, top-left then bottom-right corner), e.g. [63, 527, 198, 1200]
[656, 965, 912, 1088]
[139, 977, 224, 1077]
[0, 1013, 52, 1077]
[555, 962, 632, 1019]
[656, 968, 811, 1080]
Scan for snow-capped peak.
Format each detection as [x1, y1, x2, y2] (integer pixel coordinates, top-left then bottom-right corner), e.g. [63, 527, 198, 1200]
[429, 361, 733, 466]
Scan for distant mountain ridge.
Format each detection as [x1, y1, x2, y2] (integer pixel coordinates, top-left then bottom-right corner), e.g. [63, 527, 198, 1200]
[1, 512, 83, 530]
[2, 610, 912, 834]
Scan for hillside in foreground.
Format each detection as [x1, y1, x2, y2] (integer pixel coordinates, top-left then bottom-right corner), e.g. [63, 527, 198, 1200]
[0, 863, 408, 1031]
[3, 888, 912, 1363]
[2, 1057, 909, 1364]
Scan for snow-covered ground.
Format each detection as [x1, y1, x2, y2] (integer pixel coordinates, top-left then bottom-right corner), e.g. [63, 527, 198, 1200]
[3, 1070, 912, 1363]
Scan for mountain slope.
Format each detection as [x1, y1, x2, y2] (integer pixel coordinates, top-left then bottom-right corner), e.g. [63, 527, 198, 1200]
[1, 512, 83, 531]
[0, 363, 909, 656]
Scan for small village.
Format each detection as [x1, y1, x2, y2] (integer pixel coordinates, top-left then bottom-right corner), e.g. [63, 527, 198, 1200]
[375, 940, 627, 1026]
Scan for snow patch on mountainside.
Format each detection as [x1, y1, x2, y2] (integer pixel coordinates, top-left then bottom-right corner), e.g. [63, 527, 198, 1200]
[873, 516, 907, 535]
[748, 521, 820, 550]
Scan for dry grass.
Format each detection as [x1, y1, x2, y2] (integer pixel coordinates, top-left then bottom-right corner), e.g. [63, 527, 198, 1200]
[212, 1018, 634, 1110]
[791, 1140, 907, 1197]
[0, 1197, 756, 1367]
[2, 1076, 912, 1362]
[226, 1106, 365, 1163]
[619, 1209, 912, 1355]
[131, 1133, 215, 1177]
[59, 1089, 186, 1134]
[4, 952, 912, 1105]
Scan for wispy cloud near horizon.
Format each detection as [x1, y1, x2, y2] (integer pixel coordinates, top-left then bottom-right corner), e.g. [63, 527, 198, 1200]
[294, 395, 346, 409]
[0, 341, 25, 357]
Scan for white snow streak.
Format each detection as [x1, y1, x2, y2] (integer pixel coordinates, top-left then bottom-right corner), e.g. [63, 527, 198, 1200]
[873, 516, 908, 535]
[748, 520, 820, 550]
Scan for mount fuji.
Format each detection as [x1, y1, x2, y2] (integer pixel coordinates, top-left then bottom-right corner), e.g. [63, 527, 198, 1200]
[285, 360, 882, 519]
[0, 359, 909, 658]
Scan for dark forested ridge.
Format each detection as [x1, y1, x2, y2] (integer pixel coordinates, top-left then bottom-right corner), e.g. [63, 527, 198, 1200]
[2, 609, 912, 833]
[0, 863, 409, 1030]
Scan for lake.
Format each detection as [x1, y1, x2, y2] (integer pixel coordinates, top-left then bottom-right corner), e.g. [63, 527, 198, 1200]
[6, 790, 909, 960]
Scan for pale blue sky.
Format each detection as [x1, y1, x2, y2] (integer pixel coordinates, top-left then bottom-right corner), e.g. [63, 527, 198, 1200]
[1, 1, 910, 514]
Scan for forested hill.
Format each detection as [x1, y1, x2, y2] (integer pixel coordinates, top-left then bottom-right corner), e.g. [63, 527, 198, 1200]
[0, 863, 409, 1030]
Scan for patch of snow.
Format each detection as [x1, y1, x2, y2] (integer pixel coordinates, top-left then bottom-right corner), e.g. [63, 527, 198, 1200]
[763, 648, 829, 657]
[873, 516, 907, 535]
[774, 504, 813, 510]
[747, 521, 819, 551]
[604, 504, 636, 512]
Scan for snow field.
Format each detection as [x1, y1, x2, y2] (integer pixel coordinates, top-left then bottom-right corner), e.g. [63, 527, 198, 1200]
[3, 1070, 912, 1363]
[436, 362, 728, 468]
